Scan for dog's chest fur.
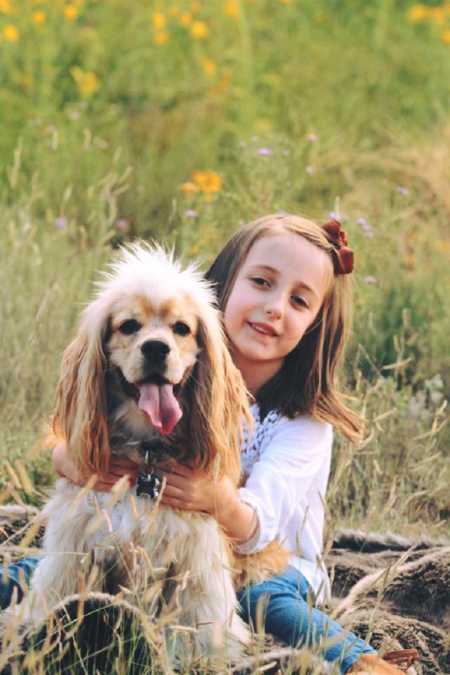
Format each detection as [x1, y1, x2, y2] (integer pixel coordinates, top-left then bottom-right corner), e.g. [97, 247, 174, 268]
[43, 480, 225, 598]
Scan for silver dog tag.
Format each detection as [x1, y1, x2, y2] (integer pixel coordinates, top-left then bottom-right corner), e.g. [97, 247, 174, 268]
[136, 471, 162, 499]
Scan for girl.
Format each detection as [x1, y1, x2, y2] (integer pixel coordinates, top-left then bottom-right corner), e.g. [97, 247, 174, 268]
[1, 214, 416, 674]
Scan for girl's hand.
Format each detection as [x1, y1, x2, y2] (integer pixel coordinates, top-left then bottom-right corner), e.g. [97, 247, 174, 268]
[52, 442, 139, 492]
[160, 460, 257, 543]
[159, 461, 230, 514]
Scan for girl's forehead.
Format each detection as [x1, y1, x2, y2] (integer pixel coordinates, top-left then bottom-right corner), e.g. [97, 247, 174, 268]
[245, 232, 325, 266]
[243, 232, 333, 295]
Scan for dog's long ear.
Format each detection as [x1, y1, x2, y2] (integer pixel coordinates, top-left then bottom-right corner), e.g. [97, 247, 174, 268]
[52, 316, 110, 478]
[185, 308, 251, 486]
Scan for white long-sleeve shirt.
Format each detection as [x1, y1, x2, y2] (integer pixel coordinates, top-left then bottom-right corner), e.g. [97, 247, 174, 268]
[236, 403, 332, 601]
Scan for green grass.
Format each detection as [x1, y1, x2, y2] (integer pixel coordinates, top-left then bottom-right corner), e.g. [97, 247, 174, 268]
[0, 0, 449, 531]
[0, 5, 449, 671]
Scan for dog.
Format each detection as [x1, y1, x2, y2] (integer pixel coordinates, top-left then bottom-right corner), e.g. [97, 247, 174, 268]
[4, 244, 253, 664]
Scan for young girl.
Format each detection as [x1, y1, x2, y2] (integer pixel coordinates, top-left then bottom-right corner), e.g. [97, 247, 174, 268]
[1, 214, 415, 674]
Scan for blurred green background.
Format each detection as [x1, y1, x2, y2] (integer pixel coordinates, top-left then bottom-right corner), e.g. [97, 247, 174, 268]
[0, 0, 449, 535]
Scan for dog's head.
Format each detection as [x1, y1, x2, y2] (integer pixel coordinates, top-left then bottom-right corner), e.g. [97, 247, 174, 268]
[53, 243, 248, 483]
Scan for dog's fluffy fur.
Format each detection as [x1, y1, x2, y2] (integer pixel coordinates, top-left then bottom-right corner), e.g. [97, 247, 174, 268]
[10, 244, 254, 661]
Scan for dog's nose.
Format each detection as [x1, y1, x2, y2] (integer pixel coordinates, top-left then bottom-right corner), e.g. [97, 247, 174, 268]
[140, 339, 170, 363]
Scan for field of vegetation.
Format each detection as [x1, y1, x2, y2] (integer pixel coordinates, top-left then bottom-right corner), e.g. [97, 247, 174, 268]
[1, 0, 449, 540]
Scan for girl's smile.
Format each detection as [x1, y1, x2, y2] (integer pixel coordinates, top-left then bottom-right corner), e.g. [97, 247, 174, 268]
[224, 232, 333, 395]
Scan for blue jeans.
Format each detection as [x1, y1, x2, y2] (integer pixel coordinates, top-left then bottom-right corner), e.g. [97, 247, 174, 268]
[1, 559, 374, 672]
[0, 555, 41, 608]
[238, 566, 375, 674]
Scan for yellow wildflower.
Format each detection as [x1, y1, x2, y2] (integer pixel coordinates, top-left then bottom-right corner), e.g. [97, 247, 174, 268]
[224, 0, 239, 17]
[2, 24, 18, 41]
[202, 59, 216, 77]
[152, 11, 166, 30]
[191, 1, 201, 12]
[407, 4, 428, 22]
[71, 66, 99, 97]
[154, 31, 169, 44]
[442, 28, 450, 44]
[208, 71, 231, 96]
[179, 11, 192, 26]
[435, 239, 450, 253]
[64, 4, 78, 21]
[169, 7, 179, 18]
[191, 170, 222, 193]
[180, 181, 199, 194]
[429, 6, 445, 23]
[191, 20, 208, 38]
[0, 0, 12, 14]
[255, 118, 272, 132]
[32, 10, 46, 24]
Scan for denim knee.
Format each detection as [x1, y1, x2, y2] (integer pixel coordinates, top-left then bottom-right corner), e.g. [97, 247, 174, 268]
[237, 566, 375, 674]
[0, 556, 41, 609]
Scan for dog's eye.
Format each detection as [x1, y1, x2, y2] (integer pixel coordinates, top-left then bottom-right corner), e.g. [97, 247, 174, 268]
[173, 321, 191, 336]
[119, 319, 142, 335]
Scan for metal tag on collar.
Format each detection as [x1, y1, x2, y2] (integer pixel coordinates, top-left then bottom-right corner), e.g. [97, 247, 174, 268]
[136, 471, 162, 499]
[136, 450, 162, 499]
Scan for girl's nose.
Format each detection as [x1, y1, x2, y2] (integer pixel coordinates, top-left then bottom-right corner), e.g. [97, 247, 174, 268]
[265, 306, 282, 319]
[264, 295, 284, 320]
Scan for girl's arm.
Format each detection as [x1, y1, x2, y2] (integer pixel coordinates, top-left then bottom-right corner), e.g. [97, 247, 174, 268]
[236, 417, 333, 555]
[52, 442, 139, 491]
[160, 463, 257, 543]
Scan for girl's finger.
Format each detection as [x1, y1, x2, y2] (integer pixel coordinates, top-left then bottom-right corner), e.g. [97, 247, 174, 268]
[93, 481, 114, 492]
[95, 474, 136, 490]
[109, 458, 139, 471]
[109, 470, 138, 480]
[160, 496, 192, 511]
[162, 472, 189, 489]
[162, 461, 192, 478]
[162, 484, 187, 500]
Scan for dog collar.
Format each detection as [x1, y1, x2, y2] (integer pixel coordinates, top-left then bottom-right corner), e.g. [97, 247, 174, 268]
[137, 449, 163, 500]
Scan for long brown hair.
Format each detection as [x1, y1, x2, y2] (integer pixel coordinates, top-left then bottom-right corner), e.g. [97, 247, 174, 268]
[205, 213, 363, 442]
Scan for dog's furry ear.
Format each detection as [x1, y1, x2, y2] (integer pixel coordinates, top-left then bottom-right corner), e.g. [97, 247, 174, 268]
[52, 317, 110, 478]
[183, 309, 251, 486]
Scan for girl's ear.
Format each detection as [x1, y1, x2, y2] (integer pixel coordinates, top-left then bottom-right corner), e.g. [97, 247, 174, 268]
[184, 310, 250, 486]
[52, 320, 110, 477]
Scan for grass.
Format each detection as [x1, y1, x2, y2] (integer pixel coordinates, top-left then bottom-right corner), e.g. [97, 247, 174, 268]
[0, 0, 449, 669]
[1, 0, 449, 527]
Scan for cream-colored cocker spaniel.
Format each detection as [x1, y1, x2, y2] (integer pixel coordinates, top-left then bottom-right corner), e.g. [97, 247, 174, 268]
[7, 244, 255, 663]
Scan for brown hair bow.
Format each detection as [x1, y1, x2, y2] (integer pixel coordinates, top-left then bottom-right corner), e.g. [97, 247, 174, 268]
[322, 219, 354, 275]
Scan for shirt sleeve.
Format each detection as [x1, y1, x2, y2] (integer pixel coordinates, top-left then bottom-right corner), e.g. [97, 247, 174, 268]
[235, 416, 332, 555]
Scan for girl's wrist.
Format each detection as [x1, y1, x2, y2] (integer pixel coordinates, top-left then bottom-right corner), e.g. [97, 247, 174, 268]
[212, 480, 258, 543]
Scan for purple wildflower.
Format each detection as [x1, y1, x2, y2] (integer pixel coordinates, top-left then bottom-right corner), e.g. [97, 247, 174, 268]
[328, 211, 347, 223]
[54, 217, 67, 229]
[115, 218, 130, 233]
[184, 209, 198, 219]
[356, 217, 374, 238]
[258, 147, 272, 156]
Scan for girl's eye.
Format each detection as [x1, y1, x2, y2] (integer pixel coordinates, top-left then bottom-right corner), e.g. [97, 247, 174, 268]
[173, 321, 191, 336]
[119, 319, 142, 335]
[292, 295, 308, 309]
[250, 276, 270, 288]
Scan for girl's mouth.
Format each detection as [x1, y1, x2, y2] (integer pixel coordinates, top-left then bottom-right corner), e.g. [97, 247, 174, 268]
[247, 321, 278, 337]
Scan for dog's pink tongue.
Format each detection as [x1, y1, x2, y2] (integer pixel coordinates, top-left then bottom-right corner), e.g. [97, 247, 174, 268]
[138, 383, 182, 435]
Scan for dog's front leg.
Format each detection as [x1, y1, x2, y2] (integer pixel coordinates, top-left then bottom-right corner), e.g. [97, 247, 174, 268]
[152, 512, 249, 665]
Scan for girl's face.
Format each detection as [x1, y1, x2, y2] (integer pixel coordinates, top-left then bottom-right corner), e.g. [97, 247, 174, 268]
[223, 232, 333, 394]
